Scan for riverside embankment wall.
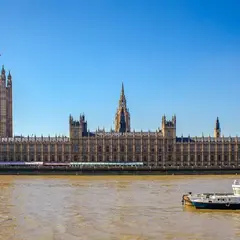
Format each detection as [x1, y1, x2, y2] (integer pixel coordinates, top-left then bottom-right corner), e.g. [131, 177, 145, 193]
[0, 167, 240, 175]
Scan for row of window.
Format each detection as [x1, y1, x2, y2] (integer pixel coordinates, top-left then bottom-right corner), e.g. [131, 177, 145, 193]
[176, 155, 237, 162]
[1, 144, 239, 152]
[0, 154, 239, 162]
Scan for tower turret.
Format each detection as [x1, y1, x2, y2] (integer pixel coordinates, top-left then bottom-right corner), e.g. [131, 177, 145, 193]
[214, 117, 221, 138]
[161, 115, 176, 138]
[1, 65, 5, 76]
[0, 65, 6, 86]
[7, 71, 12, 86]
[80, 114, 87, 136]
[69, 114, 88, 140]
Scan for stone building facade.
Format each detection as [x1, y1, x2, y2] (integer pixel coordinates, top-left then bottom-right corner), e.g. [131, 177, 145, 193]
[0, 69, 240, 168]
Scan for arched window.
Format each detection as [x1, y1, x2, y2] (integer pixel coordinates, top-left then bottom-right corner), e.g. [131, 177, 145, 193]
[105, 146, 109, 152]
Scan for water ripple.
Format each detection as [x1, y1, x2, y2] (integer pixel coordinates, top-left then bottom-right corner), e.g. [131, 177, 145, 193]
[0, 175, 239, 240]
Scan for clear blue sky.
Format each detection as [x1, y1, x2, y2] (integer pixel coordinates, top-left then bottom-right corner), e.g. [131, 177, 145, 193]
[1, 0, 240, 137]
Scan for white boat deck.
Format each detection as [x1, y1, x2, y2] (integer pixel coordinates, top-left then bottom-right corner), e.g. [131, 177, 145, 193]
[186, 180, 240, 204]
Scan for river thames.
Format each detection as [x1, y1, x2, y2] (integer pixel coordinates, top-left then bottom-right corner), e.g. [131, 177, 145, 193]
[0, 175, 240, 240]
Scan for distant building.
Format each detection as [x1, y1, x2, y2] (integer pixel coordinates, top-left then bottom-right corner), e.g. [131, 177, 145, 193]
[0, 66, 239, 168]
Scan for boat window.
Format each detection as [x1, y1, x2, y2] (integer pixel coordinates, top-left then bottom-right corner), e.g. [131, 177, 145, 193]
[234, 180, 239, 185]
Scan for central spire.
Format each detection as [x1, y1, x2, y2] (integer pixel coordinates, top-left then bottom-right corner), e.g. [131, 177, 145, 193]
[216, 117, 220, 130]
[214, 117, 221, 138]
[119, 82, 126, 108]
[115, 82, 131, 133]
[121, 82, 124, 96]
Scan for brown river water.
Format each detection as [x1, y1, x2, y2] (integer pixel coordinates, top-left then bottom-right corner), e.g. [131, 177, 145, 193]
[1, 175, 240, 240]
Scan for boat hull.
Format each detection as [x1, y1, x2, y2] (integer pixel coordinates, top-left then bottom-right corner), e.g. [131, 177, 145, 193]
[192, 202, 240, 210]
[182, 194, 194, 206]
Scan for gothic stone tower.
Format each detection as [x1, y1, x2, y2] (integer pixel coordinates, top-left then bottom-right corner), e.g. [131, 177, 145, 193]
[214, 117, 221, 138]
[115, 83, 130, 133]
[161, 115, 176, 138]
[69, 114, 88, 140]
[0, 65, 13, 137]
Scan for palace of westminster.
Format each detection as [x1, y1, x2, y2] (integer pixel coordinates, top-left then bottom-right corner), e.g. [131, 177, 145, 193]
[1, 65, 240, 168]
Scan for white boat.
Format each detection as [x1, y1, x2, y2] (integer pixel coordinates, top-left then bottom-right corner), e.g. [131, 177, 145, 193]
[182, 180, 240, 210]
